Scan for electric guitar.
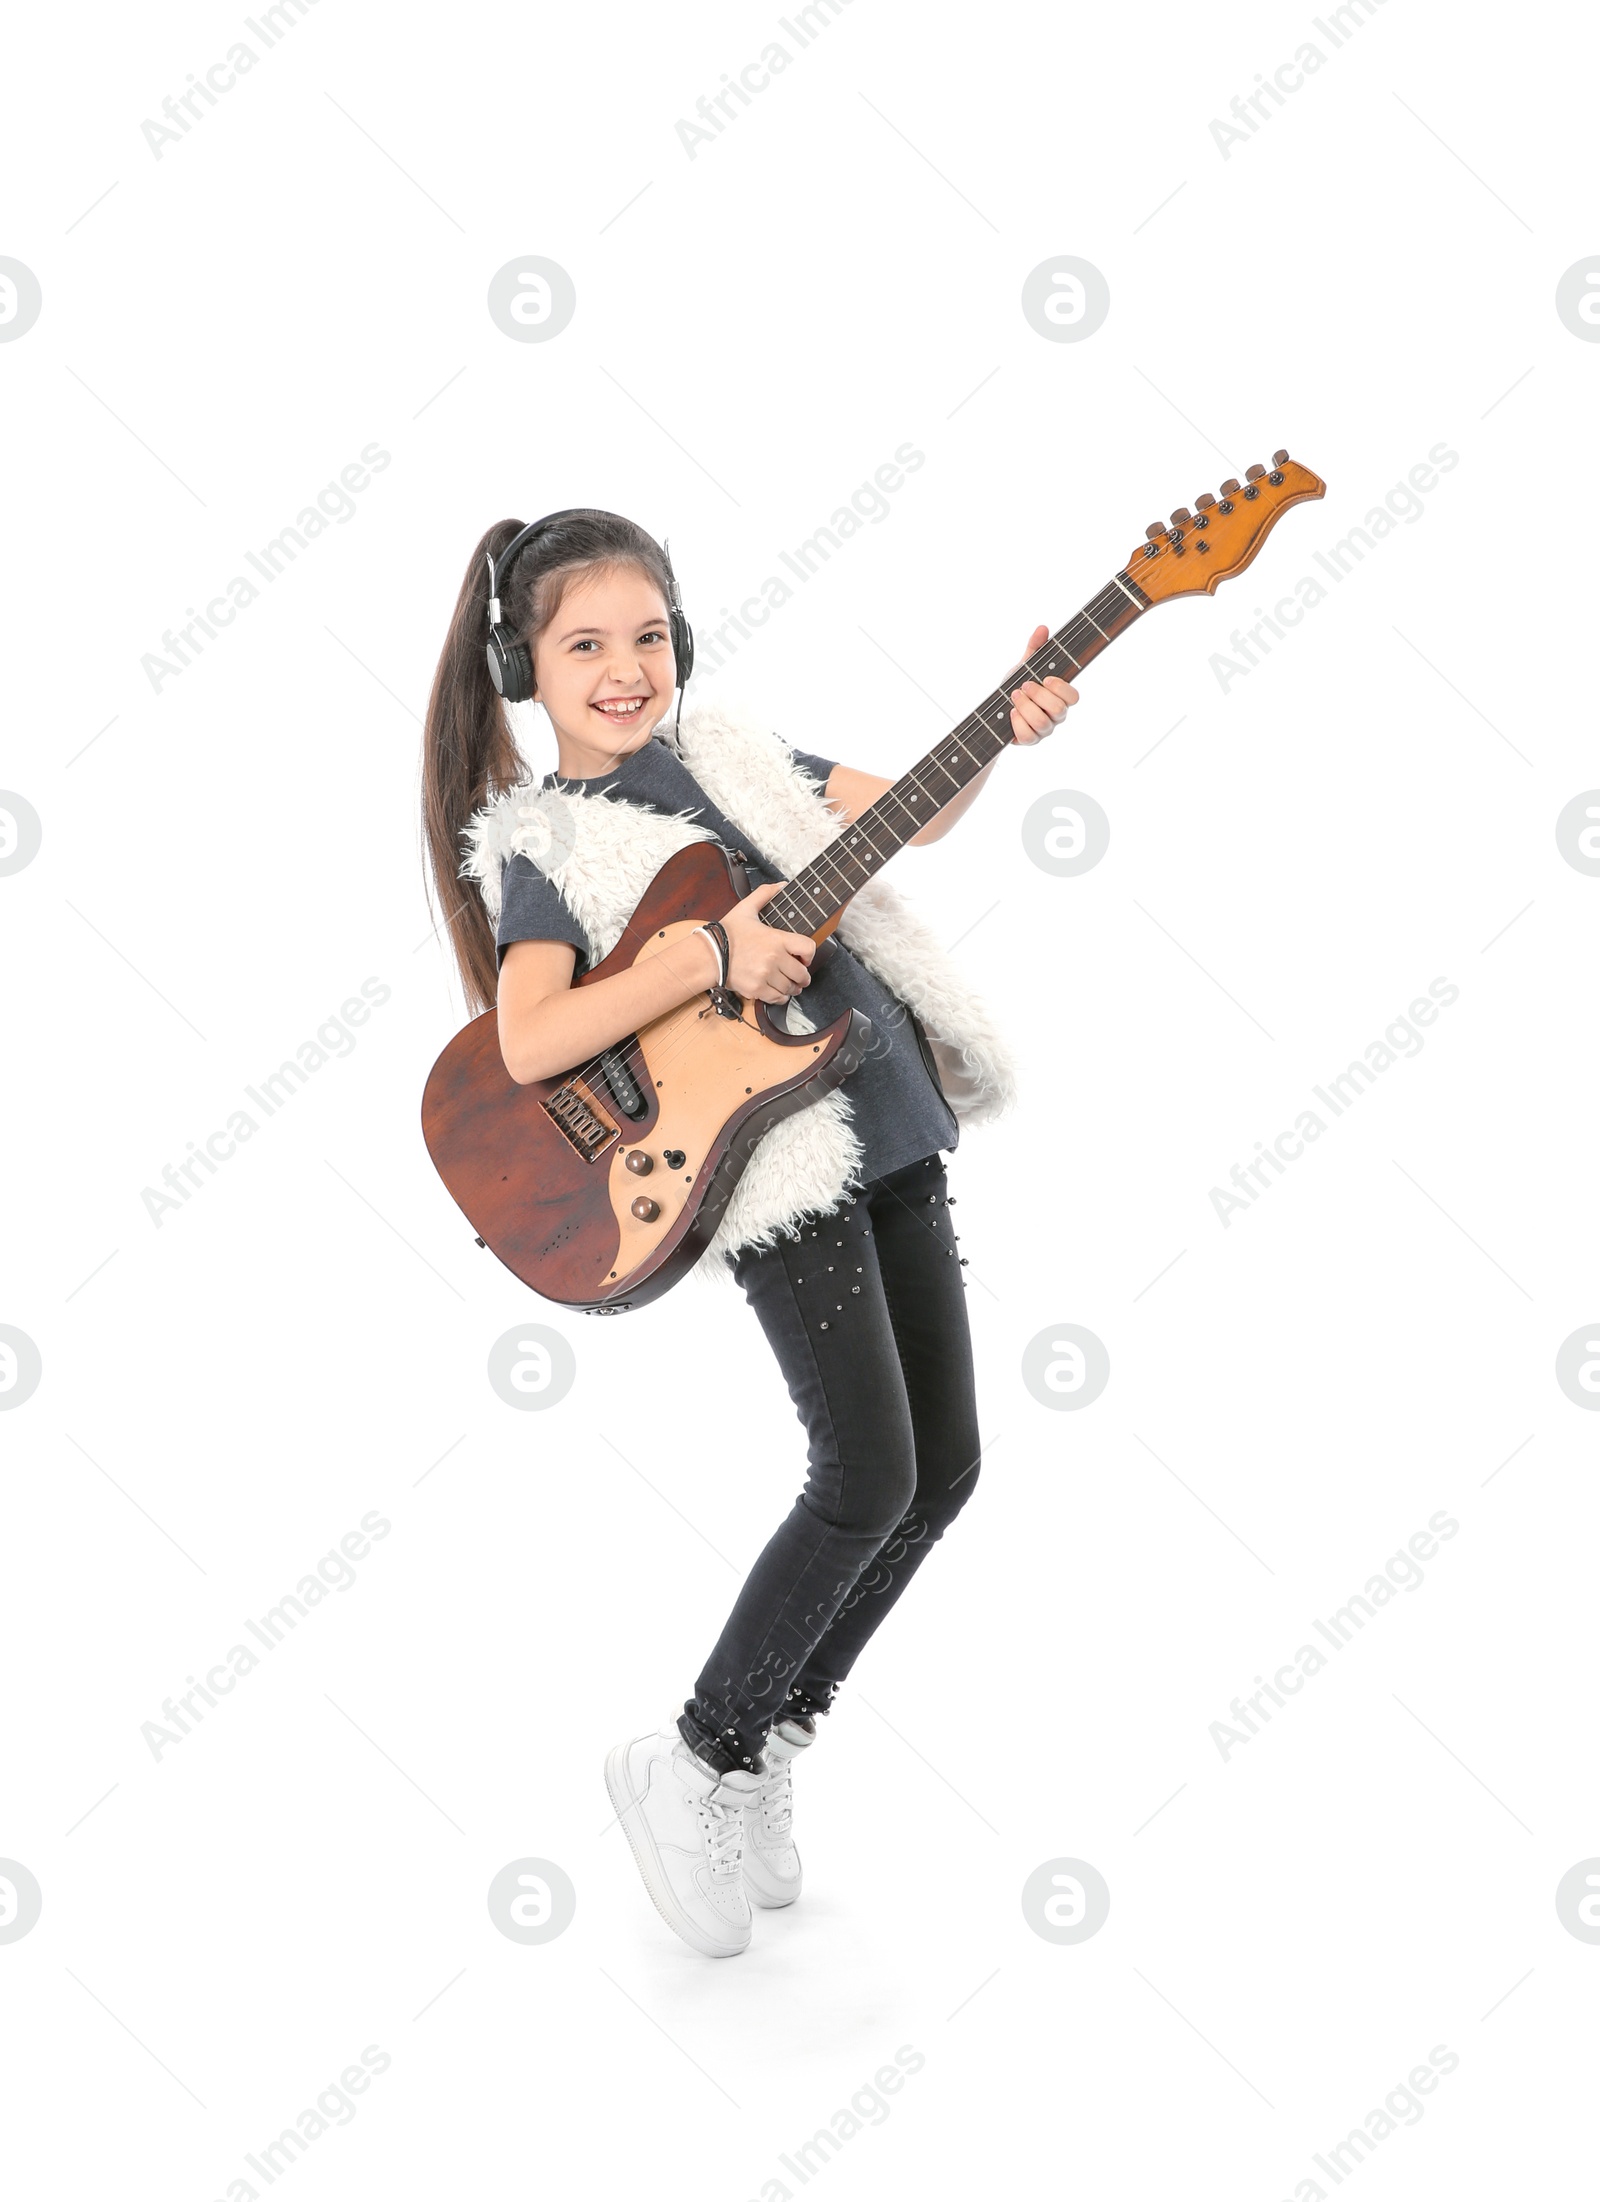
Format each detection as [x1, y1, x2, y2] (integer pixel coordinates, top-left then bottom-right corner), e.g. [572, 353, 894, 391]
[422, 450, 1326, 1311]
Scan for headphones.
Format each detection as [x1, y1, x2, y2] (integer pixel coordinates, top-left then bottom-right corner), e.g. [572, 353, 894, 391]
[485, 511, 694, 703]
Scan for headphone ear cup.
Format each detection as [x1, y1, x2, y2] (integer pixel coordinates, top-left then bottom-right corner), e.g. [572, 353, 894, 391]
[671, 609, 694, 688]
[487, 628, 534, 704]
[504, 638, 534, 703]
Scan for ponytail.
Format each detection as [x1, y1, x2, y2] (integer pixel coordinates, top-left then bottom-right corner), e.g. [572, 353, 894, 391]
[420, 509, 677, 1016]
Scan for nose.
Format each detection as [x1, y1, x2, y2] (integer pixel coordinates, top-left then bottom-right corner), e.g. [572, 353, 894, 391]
[602, 647, 646, 686]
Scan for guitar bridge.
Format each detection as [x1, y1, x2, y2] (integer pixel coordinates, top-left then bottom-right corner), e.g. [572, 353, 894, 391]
[542, 1077, 620, 1162]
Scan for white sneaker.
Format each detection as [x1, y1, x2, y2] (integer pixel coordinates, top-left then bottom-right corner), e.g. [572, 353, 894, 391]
[742, 1716, 812, 1908]
[604, 1728, 764, 1958]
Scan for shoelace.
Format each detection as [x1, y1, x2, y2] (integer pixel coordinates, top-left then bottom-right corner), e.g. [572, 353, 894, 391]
[754, 1758, 795, 1840]
[698, 1795, 747, 1881]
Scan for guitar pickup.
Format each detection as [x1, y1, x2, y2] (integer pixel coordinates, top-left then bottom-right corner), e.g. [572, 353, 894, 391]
[593, 1044, 648, 1119]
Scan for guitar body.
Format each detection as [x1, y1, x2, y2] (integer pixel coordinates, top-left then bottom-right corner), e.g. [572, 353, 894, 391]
[421, 841, 870, 1312]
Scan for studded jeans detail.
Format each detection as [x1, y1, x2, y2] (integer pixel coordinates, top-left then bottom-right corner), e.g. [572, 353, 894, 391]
[677, 1154, 981, 1776]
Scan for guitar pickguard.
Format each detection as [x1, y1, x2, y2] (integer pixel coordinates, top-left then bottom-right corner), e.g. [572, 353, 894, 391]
[598, 921, 838, 1292]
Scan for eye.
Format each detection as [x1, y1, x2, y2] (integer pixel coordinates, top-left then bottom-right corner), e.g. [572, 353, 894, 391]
[638, 628, 669, 645]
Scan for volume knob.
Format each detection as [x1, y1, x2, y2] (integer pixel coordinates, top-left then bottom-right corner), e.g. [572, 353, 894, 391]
[630, 1195, 660, 1222]
[624, 1150, 654, 1175]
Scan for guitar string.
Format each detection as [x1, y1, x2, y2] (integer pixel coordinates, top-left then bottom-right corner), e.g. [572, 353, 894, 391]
[547, 525, 1238, 1119]
[541, 594, 1111, 1179]
[543, 507, 1266, 1128]
[763, 479, 1312, 929]
[537, 480, 1308, 1190]
[564, 469, 1298, 991]
[761, 577, 1141, 927]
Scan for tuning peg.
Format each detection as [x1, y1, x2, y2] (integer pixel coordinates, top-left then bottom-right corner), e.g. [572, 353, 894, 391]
[1170, 507, 1191, 527]
[1272, 448, 1289, 465]
[1220, 478, 1240, 495]
[1195, 492, 1217, 510]
[1245, 463, 1266, 481]
[1144, 522, 1166, 540]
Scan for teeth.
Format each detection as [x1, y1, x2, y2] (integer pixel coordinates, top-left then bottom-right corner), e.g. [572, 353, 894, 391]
[595, 698, 644, 714]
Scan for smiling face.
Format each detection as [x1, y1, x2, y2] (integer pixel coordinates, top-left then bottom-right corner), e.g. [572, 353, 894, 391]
[528, 561, 679, 780]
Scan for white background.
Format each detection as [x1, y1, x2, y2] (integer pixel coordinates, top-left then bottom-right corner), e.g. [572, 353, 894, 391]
[3, 0, 1598, 2195]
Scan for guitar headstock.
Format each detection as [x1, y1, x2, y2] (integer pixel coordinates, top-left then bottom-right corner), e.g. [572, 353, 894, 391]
[1127, 451, 1326, 601]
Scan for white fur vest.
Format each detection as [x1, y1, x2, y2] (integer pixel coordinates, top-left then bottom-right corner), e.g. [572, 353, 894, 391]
[460, 691, 1018, 1277]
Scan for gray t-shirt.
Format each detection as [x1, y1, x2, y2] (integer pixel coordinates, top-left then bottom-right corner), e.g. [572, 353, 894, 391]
[493, 734, 958, 1183]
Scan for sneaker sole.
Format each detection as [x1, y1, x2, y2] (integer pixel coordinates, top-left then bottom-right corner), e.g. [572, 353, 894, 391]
[745, 1877, 801, 1910]
[604, 1743, 751, 1959]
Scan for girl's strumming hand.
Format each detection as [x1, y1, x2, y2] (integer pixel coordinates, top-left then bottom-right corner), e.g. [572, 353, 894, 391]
[1009, 624, 1079, 743]
[721, 881, 816, 1004]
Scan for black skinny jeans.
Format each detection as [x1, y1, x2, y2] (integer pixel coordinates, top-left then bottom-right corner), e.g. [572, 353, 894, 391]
[678, 1153, 982, 1776]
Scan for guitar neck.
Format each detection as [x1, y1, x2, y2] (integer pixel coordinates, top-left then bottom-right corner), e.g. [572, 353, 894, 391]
[761, 568, 1150, 938]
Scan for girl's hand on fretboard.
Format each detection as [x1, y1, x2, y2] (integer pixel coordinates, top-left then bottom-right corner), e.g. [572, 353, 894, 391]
[1008, 624, 1079, 743]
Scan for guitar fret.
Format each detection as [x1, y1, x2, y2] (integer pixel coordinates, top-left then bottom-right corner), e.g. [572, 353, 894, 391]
[880, 785, 925, 833]
[816, 848, 863, 897]
[848, 810, 894, 863]
[843, 815, 891, 863]
[809, 836, 854, 881]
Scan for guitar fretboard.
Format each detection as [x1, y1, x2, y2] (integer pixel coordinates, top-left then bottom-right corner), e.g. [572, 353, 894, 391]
[760, 571, 1149, 938]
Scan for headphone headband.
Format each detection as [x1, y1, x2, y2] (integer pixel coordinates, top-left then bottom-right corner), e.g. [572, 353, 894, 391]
[484, 508, 580, 621]
[484, 512, 693, 702]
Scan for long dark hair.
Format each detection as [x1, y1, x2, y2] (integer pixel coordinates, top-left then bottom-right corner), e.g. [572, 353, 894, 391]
[421, 509, 677, 1015]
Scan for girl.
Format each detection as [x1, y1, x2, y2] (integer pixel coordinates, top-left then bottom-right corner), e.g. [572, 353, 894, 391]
[421, 508, 1075, 1959]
